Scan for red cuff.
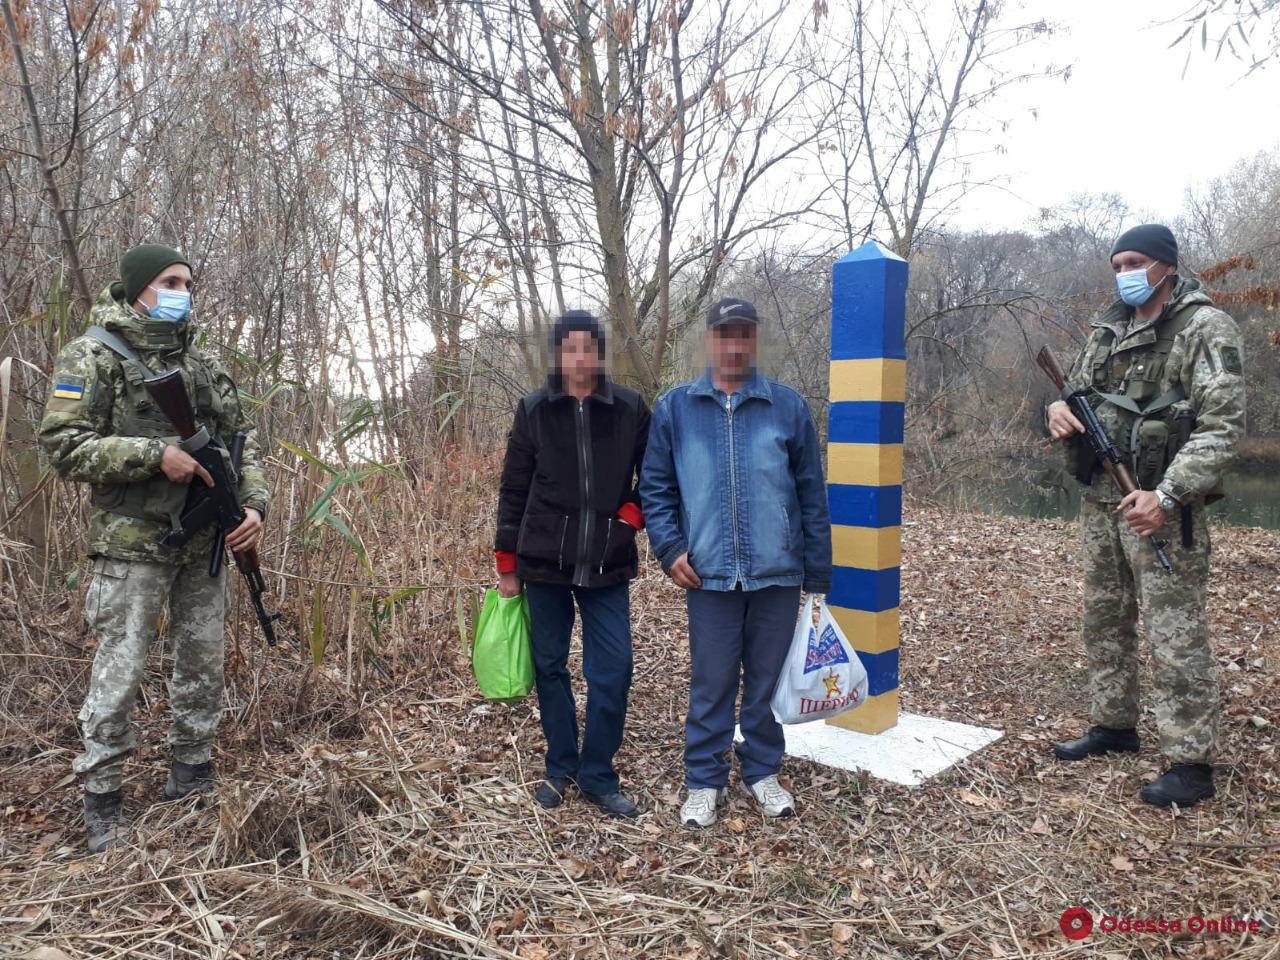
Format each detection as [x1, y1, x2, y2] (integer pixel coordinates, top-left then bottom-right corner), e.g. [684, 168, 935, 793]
[495, 551, 517, 575]
[617, 502, 644, 531]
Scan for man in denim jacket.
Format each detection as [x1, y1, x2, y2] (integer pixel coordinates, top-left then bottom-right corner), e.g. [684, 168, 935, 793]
[640, 297, 832, 828]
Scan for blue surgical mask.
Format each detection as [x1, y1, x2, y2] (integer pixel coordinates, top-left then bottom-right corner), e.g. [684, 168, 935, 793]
[1115, 265, 1162, 307]
[147, 286, 192, 323]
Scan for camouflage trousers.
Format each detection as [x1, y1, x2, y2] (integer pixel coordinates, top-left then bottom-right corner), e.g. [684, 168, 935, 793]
[1079, 496, 1219, 764]
[75, 556, 227, 793]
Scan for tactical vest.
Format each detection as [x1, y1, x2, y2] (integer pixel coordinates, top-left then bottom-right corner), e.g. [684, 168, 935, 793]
[85, 326, 231, 529]
[1073, 300, 1222, 501]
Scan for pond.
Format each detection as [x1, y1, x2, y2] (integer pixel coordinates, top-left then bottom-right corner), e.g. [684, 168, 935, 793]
[936, 458, 1280, 530]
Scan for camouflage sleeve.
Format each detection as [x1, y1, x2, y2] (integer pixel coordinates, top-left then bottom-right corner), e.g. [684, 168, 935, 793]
[1160, 309, 1247, 503]
[37, 339, 165, 484]
[208, 358, 271, 519]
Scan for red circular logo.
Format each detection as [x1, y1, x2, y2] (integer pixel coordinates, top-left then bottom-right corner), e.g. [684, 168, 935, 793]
[1060, 907, 1093, 941]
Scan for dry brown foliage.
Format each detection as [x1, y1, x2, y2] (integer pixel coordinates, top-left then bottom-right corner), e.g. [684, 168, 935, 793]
[1, 500, 1276, 958]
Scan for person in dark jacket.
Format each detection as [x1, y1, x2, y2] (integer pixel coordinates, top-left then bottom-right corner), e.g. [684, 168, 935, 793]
[495, 310, 650, 818]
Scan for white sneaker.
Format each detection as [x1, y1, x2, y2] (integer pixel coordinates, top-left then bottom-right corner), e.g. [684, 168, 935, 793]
[680, 787, 725, 828]
[743, 774, 795, 817]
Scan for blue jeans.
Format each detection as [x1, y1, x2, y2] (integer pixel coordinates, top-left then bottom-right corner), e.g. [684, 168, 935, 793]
[525, 581, 633, 795]
[684, 585, 801, 789]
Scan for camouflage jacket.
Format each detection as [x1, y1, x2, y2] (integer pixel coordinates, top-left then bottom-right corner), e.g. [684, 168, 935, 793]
[38, 287, 270, 563]
[1065, 277, 1246, 505]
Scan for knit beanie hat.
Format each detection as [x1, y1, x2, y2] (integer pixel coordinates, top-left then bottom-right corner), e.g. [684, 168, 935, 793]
[1111, 224, 1178, 266]
[552, 309, 606, 357]
[111, 244, 191, 304]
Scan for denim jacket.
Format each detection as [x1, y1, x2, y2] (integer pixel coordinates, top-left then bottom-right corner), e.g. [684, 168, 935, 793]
[640, 369, 832, 593]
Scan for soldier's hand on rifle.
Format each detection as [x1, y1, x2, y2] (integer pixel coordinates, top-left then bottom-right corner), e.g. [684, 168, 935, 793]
[226, 508, 263, 554]
[1047, 400, 1086, 441]
[1117, 490, 1165, 538]
[161, 444, 215, 487]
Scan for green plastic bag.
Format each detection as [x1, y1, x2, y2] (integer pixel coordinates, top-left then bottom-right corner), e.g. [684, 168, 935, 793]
[472, 589, 534, 702]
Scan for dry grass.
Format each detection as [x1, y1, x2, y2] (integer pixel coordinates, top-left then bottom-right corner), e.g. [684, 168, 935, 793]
[1, 500, 1277, 959]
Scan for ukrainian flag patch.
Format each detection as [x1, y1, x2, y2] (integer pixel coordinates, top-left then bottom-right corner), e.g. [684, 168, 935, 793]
[52, 378, 85, 401]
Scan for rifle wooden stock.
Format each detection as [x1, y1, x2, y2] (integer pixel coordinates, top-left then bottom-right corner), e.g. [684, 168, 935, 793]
[1036, 346, 1067, 390]
[143, 369, 199, 440]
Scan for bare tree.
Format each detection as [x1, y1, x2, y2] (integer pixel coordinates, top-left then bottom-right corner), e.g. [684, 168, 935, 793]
[829, 0, 1063, 258]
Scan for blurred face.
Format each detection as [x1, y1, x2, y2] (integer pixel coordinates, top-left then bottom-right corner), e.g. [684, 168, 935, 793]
[133, 262, 193, 315]
[557, 330, 601, 385]
[706, 322, 758, 384]
[1110, 251, 1174, 287]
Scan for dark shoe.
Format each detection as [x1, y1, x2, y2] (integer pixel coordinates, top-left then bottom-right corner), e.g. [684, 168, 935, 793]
[534, 777, 570, 809]
[582, 789, 639, 819]
[1140, 764, 1215, 808]
[84, 788, 126, 854]
[164, 760, 216, 800]
[1053, 726, 1140, 761]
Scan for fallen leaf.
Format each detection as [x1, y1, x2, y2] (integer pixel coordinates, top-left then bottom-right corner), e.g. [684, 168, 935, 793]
[556, 855, 587, 880]
[1110, 855, 1134, 872]
[833, 921, 855, 943]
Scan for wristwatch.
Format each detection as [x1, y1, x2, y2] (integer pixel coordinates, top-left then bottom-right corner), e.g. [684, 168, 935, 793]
[1157, 491, 1177, 514]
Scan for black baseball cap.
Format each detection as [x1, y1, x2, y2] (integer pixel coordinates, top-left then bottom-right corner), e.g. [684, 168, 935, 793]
[707, 297, 759, 328]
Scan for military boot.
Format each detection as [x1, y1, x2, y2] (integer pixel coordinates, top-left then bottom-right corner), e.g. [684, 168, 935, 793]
[84, 788, 126, 854]
[1140, 764, 1215, 808]
[1053, 726, 1140, 761]
[164, 759, 216, 800]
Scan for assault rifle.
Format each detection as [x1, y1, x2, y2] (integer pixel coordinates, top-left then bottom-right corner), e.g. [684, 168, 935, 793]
[144, 369, 283, 645]
[1037, 346, 1172, 574]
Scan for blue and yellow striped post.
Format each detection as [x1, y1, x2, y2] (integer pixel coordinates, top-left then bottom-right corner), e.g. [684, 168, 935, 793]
[824, 241, 906, 734]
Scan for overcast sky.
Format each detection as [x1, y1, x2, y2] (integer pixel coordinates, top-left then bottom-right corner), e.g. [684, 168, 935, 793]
[950, 0, 1280, 231]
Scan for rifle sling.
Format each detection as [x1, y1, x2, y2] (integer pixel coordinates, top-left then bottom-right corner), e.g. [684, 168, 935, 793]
[85, 325, 153, 374]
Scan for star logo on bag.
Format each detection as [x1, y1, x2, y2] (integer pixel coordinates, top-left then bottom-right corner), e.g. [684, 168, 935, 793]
[822, 669, 842, 698]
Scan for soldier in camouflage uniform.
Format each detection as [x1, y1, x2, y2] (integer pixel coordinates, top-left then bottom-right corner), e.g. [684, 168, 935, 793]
[1047, 224, 1245, 808]
[39, 244, 270, 852]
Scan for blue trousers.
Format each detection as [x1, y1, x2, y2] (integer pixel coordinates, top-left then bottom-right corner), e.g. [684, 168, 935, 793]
[525, 582, 633, 795]
[684, 585, 801, 789]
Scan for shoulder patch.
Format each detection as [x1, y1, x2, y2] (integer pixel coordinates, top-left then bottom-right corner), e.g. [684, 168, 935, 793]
[1219, 345, 1242, 375]
[52, 376, 87, 401]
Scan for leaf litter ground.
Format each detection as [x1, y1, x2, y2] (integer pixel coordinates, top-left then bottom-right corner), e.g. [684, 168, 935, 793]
[1, 504, 1276, 958]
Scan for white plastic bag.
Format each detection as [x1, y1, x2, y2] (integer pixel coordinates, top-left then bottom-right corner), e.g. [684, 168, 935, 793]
[770, 596, 869, 724]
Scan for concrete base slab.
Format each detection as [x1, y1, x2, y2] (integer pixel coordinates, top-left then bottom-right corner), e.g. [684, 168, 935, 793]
[782, 711, 1003, 786]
